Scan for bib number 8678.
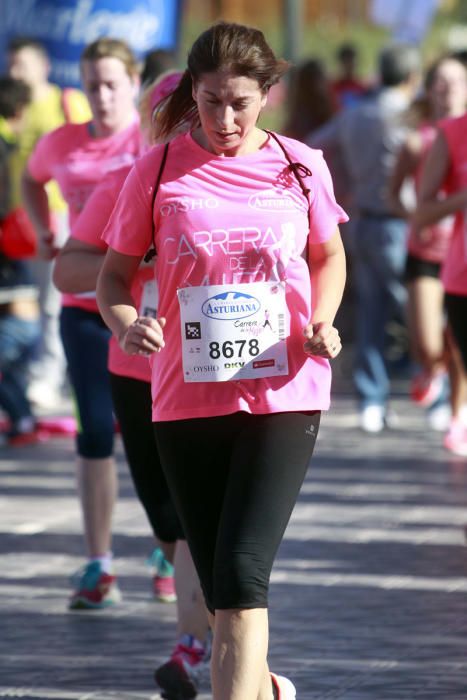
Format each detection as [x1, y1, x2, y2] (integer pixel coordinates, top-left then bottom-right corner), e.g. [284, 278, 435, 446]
[209, 339, 259, 359]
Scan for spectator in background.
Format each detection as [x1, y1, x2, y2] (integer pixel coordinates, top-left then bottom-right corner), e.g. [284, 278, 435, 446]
[310, 44, 421, 433]
[0, 76, 41, 445]
[7, 37, 91, 411]
[388, 55, 467, 432]
[282, 58, 336, 142]
[282, 58, 351, 214]
[452, 49, 467, 67]
[332, 42, 368, 110]
[140, 48, 178, 87]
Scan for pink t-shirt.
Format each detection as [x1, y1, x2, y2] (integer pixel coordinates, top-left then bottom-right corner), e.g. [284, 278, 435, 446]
[71, 165, 153, 383]
[408, 123, 453, 263]
[103, 131, 348, 422]
[438, 115, 467, 295]
[27, 117, 142, 311]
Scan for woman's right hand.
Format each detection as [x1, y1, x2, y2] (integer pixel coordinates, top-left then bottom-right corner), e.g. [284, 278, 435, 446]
[119, 316, 166, 356]
[37, 227, 60, 260]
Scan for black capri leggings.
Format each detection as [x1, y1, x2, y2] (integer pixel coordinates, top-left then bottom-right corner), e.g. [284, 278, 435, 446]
[110, 373, 184, 544]
[154, 410, 320, 613]
[445, 293, 467, 371]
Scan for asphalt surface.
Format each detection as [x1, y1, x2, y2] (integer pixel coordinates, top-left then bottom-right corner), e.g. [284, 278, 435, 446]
[1, 390, 467, 699]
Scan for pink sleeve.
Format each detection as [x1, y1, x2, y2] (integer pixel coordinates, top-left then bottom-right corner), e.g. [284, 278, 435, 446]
[72, 168, 130, 250]
[438, 117, 457, 156]
[27, 131, 56, 183]
[437, 117, 462, 192]
[308, 150, 349, 244]
[102, 160, 153, 257]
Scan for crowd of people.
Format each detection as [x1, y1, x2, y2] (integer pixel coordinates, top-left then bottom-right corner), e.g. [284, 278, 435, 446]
[0, 16, 466, 700]
[299, 41, 467, 452]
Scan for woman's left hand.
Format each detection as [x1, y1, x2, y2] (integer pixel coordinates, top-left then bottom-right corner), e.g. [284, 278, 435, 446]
[303, 321, 341, 359]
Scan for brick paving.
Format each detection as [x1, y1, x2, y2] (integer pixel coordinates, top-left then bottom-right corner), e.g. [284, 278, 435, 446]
[1, 394, 467, 699]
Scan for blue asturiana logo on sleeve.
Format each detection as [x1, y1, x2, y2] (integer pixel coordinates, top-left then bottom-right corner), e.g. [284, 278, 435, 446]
[202, 291, 261, 321]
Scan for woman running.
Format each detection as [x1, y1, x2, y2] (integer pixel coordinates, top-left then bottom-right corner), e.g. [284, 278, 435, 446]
[415, 107, 467, 456]
[389, 55, 467, 429]
[22, 38, 144, 609]
[97, 22, 347, 699]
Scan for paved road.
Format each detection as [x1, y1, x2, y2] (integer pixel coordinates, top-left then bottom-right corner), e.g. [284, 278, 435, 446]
[1, 394, 467, 699]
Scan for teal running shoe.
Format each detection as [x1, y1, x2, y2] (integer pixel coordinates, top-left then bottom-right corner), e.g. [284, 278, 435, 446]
[69, 560, 121, 610]
[147, 547, 177, 603]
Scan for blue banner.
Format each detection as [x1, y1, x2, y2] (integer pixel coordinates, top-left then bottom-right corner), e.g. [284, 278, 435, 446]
[0, 0, 182, 87]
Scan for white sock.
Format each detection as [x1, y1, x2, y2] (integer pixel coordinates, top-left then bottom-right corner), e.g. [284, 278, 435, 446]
[90, 552, 113, 574]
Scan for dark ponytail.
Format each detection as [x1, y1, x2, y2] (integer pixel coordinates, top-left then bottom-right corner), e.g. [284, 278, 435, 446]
[154, 69, 198, 141]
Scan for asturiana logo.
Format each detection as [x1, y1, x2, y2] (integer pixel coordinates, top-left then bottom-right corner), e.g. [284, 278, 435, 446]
[248, 189, 306, 212]
[202, 291, 261, 321]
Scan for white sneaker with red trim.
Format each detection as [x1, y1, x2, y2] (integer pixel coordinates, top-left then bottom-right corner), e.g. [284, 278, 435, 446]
[271, 672, 296, 699]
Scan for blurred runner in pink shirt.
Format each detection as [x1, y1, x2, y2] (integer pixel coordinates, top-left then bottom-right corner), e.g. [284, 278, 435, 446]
[415, 110, 467, 457]
[22, 38, 142, 610]
[54, 72, 213, 699]
[389, 56, 467, 426]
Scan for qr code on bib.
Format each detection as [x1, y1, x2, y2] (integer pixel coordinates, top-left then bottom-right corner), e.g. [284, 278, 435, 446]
[185, 322, 201, 340]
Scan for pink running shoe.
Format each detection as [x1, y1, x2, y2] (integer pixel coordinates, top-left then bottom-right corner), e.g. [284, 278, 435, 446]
[153, 573, 177, 603]
[37, 416, 77, 435]
[271, 672, 297, 699]
[410, 371, 446, 407]
[154, 634, 206, 699]
[444, 421, 467, 457]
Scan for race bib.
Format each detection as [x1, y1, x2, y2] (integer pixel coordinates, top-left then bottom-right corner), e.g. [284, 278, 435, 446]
[178, 282, 289, 382]
[139, 279, 158, 318]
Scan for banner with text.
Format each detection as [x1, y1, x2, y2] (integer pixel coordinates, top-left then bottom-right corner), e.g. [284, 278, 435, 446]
[0, 0, 182, 87]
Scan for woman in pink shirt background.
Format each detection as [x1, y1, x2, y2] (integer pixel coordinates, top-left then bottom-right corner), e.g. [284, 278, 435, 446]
[389, 56, 467, 429]
[22, 38, 142, 609]
[415, 111, 467, 457]
[97, 22, 347, 700]
[54, 72, 212, 700]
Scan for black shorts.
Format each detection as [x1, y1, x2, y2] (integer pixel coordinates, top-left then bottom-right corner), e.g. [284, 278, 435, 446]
[445, 293, 467, 371]
[405, 253, 441, 282]
[154, 410, 320, 613]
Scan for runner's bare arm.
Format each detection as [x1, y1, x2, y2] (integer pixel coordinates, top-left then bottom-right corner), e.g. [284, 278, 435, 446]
[21, 167, 57, 260]
[387, 132, 421, 219]
[304, 228, 346, 359]
[414, 131, 467, 228]
[54, 238, 105, 293]
[97, 247, 165, 356]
